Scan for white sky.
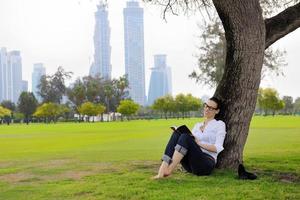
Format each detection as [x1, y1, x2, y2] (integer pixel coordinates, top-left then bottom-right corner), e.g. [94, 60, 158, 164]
[0, 0, 299, 99]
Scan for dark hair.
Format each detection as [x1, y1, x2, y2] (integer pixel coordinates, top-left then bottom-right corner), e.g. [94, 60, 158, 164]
[209, 97, 223, 120]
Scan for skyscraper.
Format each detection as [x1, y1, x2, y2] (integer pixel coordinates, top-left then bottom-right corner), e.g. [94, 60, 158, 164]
[0, 48, 8, 102]
[147, 55, 172, 105]
[22, 80, 28, 92]
[89, 1, 112, 80]
[0, 48, 22, 103]
[32, 63, 46, 102]
[123, 1, 146, 105]
[9, 51, 23, 103]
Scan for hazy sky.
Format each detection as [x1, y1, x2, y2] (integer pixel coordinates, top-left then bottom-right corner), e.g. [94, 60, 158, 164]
[0, 0, 299, 99]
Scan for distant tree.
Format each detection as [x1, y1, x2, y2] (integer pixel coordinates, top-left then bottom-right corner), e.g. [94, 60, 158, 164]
[1, 100, 16, 112]
[186, 94, 202, 116]
[78, 102, 105, 122]
[175, 94, 190, 119]
[282, 96, 294, 115]
[34, 103, 63, 123]
[0, 106, 11, 125]
[256, 88, 264, 115]
[78, 102, 96, 122]
[137, 106, 154, 119]
[112, 76, 130, 107]
[117, 100, 139, 121]
[17, 92, 38, 124]
[67, 75, 130, 121]
[103, 80, 114, 114]
[258, 88, 285, 116]
[83, 75, 102, 103]
[95, 104, 106, 121]
[293, 97, 300, 115]
[13, 112, 25, 123]
[152, 95, 175, 119]
[1, 100, 15, 124]
[38, 66, 72, 103]
[152, 97, 167, 119]
[58, 103, 72, 122]
[0, 106, 11, 117]
[67, 78, 86, 120]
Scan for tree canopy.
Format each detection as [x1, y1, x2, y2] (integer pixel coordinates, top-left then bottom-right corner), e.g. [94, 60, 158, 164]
[78, 102, 106, 122]
[17, 92, 38, 124]
[117, 100, 139, 120]
[258, 88, 285, 115]
[0, 106, 11, 117]
[38, 66, 72, 104]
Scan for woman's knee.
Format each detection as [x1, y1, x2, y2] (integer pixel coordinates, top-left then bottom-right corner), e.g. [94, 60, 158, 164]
[170, 131, 181, 141]
[178, 133, 194, 144]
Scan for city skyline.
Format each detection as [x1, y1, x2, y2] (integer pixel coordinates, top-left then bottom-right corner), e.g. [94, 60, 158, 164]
[32, 63, 46, 102]
[147, 54, 172, 105]
[0, 0, 299, 100]
[0, 48, 23, 103]
[89, 1, 112, 79]
[124, 1, 146, 105]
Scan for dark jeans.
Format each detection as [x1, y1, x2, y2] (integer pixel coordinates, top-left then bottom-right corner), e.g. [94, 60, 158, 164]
[162, 131, 215, 176]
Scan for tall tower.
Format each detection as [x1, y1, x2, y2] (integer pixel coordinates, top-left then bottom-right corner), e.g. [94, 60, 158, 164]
[32, 63, 46, 102]
[147, 55, 172, 105]
[0, 48, 23, 103]
[90, 1, 112, 80]
[123, 1, 146, 105]
[0, 48, 8, 102]
[9, 51, 22, 103]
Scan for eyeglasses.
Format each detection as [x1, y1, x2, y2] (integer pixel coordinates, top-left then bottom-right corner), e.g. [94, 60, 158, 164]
[203, 103, 218, 111]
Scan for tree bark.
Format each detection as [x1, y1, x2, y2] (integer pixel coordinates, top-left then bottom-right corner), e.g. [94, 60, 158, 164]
[212, 0, 265, 169]
[265, 3, 300, 49]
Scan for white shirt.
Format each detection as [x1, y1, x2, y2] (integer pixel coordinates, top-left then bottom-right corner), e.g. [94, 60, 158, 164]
[192, 119, 226, 162]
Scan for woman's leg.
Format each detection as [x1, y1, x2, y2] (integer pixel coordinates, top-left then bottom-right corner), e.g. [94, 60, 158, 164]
[168, 134, 215, 176]
[153, 131, 181, 179]
[162, 131, 181, 164]
[187, 151, 215, 176]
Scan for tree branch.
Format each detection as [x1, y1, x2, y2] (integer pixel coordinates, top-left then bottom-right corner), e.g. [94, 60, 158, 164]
[265, 2, 300, 49]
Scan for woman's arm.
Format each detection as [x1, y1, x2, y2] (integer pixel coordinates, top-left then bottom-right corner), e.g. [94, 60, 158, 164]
[195, 138, 217, 153]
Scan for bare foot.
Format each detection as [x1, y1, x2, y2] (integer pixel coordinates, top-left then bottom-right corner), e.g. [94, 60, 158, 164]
[151, 169, 171, 180]
[163, 170, 171, 177]
[151, 174, 164, 180]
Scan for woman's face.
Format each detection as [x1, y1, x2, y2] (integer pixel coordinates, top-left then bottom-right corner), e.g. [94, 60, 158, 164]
[203, 99, 219, 119]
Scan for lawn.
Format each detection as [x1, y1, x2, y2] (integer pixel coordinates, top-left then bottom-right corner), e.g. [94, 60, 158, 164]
[0, 116, 299, 200]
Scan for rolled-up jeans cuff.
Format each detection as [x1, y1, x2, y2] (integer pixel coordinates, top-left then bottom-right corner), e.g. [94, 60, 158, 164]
[161, 155, 172, 164]
[175, 144, 188, 156]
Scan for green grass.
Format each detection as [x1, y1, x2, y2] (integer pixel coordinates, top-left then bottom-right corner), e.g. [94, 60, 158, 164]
[0, 116, 299, 199]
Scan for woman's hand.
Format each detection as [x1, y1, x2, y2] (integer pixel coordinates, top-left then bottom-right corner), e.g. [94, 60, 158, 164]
[195, 138, 201, 146]
[195, 138, 217, 153]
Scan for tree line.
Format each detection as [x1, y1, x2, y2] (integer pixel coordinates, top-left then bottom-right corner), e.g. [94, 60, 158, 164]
[1, 76, 299, 125]
[256, 88, 300, 116]
[0, 67, 205, 125]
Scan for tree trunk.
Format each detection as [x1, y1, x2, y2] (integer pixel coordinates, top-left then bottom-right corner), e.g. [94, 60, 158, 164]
[212, 0, 265, 169]
[26, 116, 29, 125]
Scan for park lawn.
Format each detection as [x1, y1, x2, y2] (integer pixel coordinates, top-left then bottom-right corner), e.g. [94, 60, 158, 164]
[0, 116, 299, 200]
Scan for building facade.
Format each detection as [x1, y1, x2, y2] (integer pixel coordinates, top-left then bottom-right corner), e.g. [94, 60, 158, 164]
[22, 80, 28, 92]
[0, 48, 8, 102]
[123, 1, 146, 105]
[9, 51, 23, 103]
[147, 55, 172, 105]
[90, 1, 112, 80]
[32, 63, 46, 102]
[0, 48, 23, 103]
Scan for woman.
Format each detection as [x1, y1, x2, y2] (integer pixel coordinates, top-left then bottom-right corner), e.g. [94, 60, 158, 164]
[153, 97, 226, 179]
